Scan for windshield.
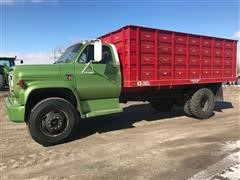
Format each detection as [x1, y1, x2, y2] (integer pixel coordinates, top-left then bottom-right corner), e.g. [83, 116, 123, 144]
[0, 59, 14, 67]
[54, 43, 82, 64]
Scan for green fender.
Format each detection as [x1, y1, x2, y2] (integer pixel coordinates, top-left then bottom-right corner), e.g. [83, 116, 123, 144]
[20, 80, 83, 114]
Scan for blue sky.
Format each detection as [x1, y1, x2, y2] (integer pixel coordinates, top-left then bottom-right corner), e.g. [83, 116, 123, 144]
[0, 0, 239, 64]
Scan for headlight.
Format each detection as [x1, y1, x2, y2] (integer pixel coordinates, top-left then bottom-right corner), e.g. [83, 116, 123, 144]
[9, 74, 13, 92]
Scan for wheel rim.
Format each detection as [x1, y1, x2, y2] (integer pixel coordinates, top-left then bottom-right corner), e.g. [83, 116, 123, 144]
[40, 109, 68, 137]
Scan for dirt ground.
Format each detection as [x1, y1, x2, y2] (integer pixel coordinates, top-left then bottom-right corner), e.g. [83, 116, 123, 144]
[0, 86, 239, 180]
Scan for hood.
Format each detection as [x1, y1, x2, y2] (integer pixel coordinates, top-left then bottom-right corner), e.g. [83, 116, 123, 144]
[13, 64, 61, 80]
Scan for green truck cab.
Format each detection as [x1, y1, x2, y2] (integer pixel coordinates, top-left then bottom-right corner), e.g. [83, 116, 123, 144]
[5, 40, 123, 145]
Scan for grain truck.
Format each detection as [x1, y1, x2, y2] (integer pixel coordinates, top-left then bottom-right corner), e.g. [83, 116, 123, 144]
[5, 25, 237, 145]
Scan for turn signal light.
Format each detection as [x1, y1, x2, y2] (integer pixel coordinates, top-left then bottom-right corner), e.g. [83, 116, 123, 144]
[17, 80, 26, 88]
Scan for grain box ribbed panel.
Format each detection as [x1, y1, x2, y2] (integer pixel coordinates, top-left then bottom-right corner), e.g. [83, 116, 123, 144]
[99, 25, 237, 88]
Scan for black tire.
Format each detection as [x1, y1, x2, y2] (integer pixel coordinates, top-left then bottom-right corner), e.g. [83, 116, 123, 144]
[28, 97, 77, 146]
[0, 74, 4, 90]
[190, 88, 215, 119]
[183, 99, 193, 117]
[150, 101, 173, 112]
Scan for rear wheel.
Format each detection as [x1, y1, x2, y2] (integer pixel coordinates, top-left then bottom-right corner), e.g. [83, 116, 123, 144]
[190, 88, 215, 119]
[28, 97, 77, 146]
[0, 74, 4, 90]
[183, 99, 193, 117]
[150, 101, 173, 112]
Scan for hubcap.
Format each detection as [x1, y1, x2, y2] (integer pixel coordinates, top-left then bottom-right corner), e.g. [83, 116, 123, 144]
[41, 110, 68, 137]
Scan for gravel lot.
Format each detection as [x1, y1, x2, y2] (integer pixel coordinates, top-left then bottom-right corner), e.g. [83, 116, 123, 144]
[0, 86, 239, 180]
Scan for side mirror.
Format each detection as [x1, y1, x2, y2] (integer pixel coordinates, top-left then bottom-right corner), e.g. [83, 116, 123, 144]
[93, 39, 102, 62]
[20, 60, 23, 64]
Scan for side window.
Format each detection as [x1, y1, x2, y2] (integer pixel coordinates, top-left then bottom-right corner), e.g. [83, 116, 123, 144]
[100, 46, 112, 64]
[78, 45, 94, 63]
[78, 45, 112, 64]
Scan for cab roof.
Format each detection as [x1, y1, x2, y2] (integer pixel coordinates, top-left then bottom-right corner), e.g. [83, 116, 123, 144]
[0, 57, 17, 60]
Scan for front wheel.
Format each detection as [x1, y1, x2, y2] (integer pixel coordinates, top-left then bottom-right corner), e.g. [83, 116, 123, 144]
[28, 97, 77, 146]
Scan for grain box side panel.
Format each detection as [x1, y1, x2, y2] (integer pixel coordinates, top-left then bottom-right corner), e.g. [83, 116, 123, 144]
[99, 25, 237, 89]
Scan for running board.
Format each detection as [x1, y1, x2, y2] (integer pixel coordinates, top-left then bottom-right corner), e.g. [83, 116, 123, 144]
[85, 108, 122, 118]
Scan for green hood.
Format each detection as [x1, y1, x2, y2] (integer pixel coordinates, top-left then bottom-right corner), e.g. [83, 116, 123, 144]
[13, 64, 61, 80]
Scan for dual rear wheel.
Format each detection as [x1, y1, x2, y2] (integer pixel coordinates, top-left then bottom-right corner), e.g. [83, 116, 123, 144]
[183, 88, 215, 119]
[150, 88, 215, 119]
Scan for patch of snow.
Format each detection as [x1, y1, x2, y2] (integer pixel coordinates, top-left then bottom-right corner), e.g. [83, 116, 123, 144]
[189, 140, 240, 180]
[219, 163, 240, 180]
[221, 140, 240, 152]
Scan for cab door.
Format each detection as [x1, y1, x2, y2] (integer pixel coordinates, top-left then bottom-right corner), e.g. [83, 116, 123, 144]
[75, 44, 121, 101]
